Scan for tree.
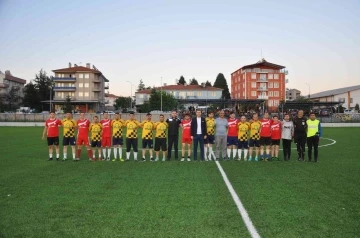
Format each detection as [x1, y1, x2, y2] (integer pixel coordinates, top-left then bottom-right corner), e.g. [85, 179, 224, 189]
[63, 96, 73, 113]
[23, 81, 40, 111]
[137, 79, 146, 91]
[355, 103, 359, 111]
[294, 96, 311, 102]
[178, 76, 186, 85]
[5, 87, 20, 111]
[114, 96, 131, 110]
[34, 69, 54, 110]
[213, 73, 231, 107]
[139, 102, 151, 113]
[149, 89, 177, 111]
[189, 78, 199, 85]
[205, 80, 212, 87]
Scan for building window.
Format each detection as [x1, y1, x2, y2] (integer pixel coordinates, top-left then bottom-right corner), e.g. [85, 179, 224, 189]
[251, 73, 256, 79]
[85, 74, 90, 79]
[84, 92, 89, 97]
[268, 74, 273, 79]
[269, 91, 273, 97]
[212, 92, 216, 97]
[274, 91, 279, 97]
[139, 94, 144, 99]
[274, 83, 279, 88]
[78, 83, 83, 88]
[251, 82, 256, 88]
[78, 92, 83, 97]
[79, 74, 83, 79]
[260, 74, 267, 80]
[268, 82, 273, 88]
[197, 92, 202, 96]
[350, 98, 353, 103]
[274, 100, 279, 106]
[274, 74, 279, 79]
[251, 91, 256, 96]
[84, 83, 89, 88]
[268, 100, 273, 106]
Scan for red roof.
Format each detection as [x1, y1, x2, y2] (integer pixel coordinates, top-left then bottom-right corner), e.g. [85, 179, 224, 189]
[136, 85, 223, 94]
[5, 75, 26, 84]
[52, 66, 101, 73]
[232, 58, 285, 74]
[105, 93, 119, 98]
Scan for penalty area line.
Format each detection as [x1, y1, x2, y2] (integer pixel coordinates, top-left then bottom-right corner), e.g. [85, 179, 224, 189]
[215, 161, 261, 238]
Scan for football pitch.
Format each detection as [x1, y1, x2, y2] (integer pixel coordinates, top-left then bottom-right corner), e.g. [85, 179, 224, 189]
[0, 127, 359, 238]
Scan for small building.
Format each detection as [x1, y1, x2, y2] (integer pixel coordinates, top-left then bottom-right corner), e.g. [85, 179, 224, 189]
[50, 63, 109, 112]
[0, 70, 26, 105]
[310, 85, 360, 109]
[286, 88, 301, 101]
[135, 84, 223, 108]
[105, 93, 119, 110]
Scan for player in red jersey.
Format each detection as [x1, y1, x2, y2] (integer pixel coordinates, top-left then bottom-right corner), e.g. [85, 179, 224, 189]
[42, 112, 62, 161]
[76, 112, 92, 161]
[270, 115, 281, 161]
[100, 112, 112, 161]
[259, 112, 273, 161]
[180, 113, 192, 161]
[227, 112, 238, 160]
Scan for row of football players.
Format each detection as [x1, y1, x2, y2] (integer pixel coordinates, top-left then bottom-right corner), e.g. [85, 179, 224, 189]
[42, 111, 293, 162]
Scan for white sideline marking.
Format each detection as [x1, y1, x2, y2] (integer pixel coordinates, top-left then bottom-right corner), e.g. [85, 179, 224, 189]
[278, 137, 337, 151]
[215, 160, 261, 238]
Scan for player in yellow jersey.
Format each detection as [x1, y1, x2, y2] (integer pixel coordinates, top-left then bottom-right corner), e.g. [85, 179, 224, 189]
[61, 112, 77, 161]
[140, 113, 155, 162]
[205, 111, 216, 161]
[125, 112, 141, 161]
[111, 113, 126, 162]
[89, 116, 103, 161]
[154, 114, 168, 162]
[237, 115, 250, 161]
[249, 113, 261, 161]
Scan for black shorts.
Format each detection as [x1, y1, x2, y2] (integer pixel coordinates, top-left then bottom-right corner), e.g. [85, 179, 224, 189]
[238, 140, 249, 149]
[271, 139, 280, 146]
[142, 139, 153, 148]
[63, 137, 76, 146]
[154, 138, 167, 151]
[91, 141, 101, 148]
[126, 138, 138, 152]
[47, 137, 59, 146]
[227, 136, 238, 146]
[112, 137, 123, 146]
[259, 137, 271, 146]
[204, 135, 215, 144]
[249, 139, 260, 148]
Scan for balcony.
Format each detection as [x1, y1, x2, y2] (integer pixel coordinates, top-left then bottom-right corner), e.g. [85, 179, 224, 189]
[104, 83, 109, 89]
[53, 77, 76, 82]
[54, 96, 76, 101]
[0, 83, 9, 88]
[53, 87, 76, 91]
[93, 79, 101, 83]
[93, 87, 101, 92]
[257, 87, 268, 91]
[257, 78, 268, 82]
[258, 95, 268, 100]
[12, 85, 20, 90]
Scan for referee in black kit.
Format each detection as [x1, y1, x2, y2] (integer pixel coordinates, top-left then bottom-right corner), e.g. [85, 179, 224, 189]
[166, 110, 181, 160]
[293, 110, 307, 161]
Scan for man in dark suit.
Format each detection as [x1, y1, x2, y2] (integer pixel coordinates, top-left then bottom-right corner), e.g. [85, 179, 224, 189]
[191, 109, 207, 161]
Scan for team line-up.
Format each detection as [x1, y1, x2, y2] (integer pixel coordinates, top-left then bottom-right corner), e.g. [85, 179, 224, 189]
[42, 109, 323, 162]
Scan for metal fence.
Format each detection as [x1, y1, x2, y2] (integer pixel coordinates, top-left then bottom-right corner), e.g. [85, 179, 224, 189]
[0, 113, 172, 122]
[0, 113, 360, 123]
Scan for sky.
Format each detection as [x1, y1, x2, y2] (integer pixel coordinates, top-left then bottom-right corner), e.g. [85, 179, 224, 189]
[0, 0, 359, 97]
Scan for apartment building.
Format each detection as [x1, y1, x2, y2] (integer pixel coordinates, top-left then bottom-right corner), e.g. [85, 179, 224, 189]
[105, 93, 119, 110]
[52, 63, 109, 112]
[0, 70, 26, 103]
[286, 88, 301, 101]
[231, 58, 287, 111]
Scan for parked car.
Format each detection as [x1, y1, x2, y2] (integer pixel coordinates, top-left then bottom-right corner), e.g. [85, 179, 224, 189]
[102, 111, 115, 115]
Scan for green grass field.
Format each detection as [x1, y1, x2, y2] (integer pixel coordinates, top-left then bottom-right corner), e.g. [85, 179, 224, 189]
[1, 127, 360, 238]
